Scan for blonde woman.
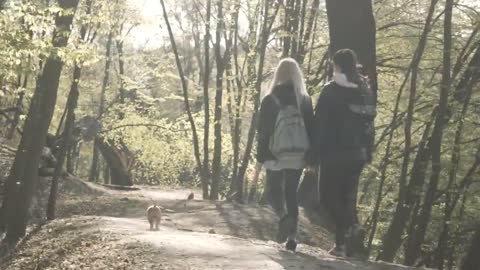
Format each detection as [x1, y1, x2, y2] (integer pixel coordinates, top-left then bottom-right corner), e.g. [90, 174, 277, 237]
[256, 58, 314, 251]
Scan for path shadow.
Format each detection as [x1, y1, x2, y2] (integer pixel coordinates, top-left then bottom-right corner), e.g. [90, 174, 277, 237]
[272, 249, 410, 270]
[218, 201, 276, 241]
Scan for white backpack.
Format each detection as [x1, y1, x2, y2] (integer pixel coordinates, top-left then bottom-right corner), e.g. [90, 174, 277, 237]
[269, 95, 310, 160]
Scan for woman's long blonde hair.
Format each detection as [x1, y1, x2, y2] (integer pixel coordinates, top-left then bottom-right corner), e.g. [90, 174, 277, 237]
[264, 58, 309, 109]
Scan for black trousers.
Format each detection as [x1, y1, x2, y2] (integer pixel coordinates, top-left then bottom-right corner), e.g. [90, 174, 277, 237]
[320, 159, 365, 246]
[265, 169, 303, 220]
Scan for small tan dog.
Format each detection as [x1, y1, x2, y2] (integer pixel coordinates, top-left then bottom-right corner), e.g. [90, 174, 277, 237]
[146, 204, 162, 231]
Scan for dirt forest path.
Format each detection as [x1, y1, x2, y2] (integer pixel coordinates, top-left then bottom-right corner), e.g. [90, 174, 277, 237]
[105, 215, 408, 270]
[91, 186, 413, 270]
[2, 183, 415, 269]
[104, 217, 358, 270]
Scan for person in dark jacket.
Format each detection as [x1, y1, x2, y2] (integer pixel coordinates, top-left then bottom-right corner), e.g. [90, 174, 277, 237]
[313, 49, 376, 257]
[256, 58, 314, 251]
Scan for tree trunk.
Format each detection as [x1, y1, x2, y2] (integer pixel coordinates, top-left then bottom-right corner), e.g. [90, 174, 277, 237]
[297, 0, 320, 64]
[0, 0, 79, 243]
[392, 111, 437, 260]
[290, 0, 301, 57]
[96, 138, 132, 186]
[46, 64, 81, 220]
[210, 0, 226, 200]
[230, 8, 257, 201]
[452, 26, 479, 83]
[365, 167, 386, 255]
[435, 43, 480, 270]
[225, 71, 236, 161]
[45, 0, 92, 220]
[160, 0, 203, 190]
[282, 0, 294, 57]
[378, 0, 439, 262]
[66, 141, 79, 174]
[404, 0, 453, 264]
[228, 0, 243, 198]
[89, 31, 113, 182]
[432, 154, 480, 269]
[7, 75, 28, 139]
[325, 0, 377, 94]
[192, 28, 204, 86]
[103, 163, 110, 184]
[116, 40, 126, 104]
[366, 108, 434, 257]
[228, 0, 251, 200]
[367, 108, 434, 256]
[201, 0, 212, 199]
[454, 41, 480, 102]
[236, 0, 279, 202]
[294, 0, 307, 60]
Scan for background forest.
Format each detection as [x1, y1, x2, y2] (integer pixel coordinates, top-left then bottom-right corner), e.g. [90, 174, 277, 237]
[0, 0, 479, 269]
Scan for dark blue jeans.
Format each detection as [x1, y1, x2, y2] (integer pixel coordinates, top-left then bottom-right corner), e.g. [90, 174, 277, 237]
[265, 169, 302, 220]
[320, 159, 365, 246]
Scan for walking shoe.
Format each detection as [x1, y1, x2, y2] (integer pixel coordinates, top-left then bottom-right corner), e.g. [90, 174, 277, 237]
[285, 239, 297, 252]
[346, 224, 367, 258]
[328, 245, 346, 257]
[288, 216, 298, 239]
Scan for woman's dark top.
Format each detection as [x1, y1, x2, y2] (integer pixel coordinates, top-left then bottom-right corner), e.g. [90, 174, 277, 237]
[312, 80, 375, 162]
[256, 81, 315, 164]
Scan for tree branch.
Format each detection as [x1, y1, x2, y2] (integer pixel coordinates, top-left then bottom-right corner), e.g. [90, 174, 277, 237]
[99, 123, 186, 134]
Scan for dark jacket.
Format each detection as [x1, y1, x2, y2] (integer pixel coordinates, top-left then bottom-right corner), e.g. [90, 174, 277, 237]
[256, 82, 315, 164]
[312, 80, 375, 162]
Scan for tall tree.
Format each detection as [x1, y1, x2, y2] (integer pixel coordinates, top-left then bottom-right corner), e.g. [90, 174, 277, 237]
[202, 0, 212, 199]
[297, 0, 320, 64]
[0, 0, 80, 244]
[282, 0, 294, 57]
[89, 31, 113, 182]
[236, 0, 279, 202]
[289, 0, 301, 57]
[434, 43, 480, 269]
[159, 0, 203, 187]
[46, 0, 94, 220]
[210, 0, 227, 200]
[378, 0, 439, 261]
[227, 0, 245, 199]
[404, 0, 454, 263]
[115, 20, 135, 104]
